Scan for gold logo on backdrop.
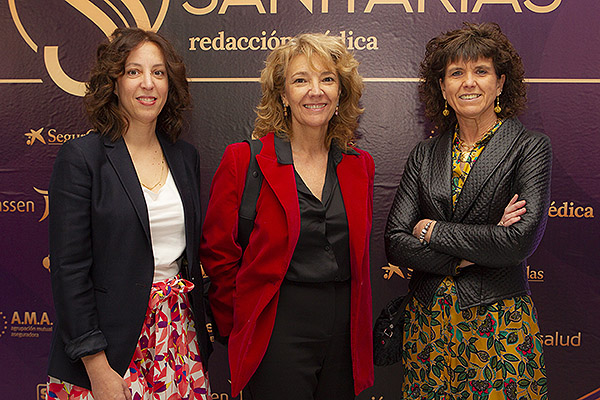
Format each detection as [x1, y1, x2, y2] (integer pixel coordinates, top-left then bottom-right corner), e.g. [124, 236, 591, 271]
[0, 312, 8, 338]
[43, 255, 51, 272]
[37, 384, 47, 400]
[527, 265, 544, 282]
[382, 263, 412, 280]
[34, 187, 49, 222]
[9, 0, 170, 96]
[0, 187, 49, 221]
[382, 264, 544, 282]
[24, 127, 91, 146]
[25, 128, 45, 146]
[543, 331, 581, 347]
[10, 311, 53, 338]
[182, 0, 561, 15]
[548, 201, 594, 218]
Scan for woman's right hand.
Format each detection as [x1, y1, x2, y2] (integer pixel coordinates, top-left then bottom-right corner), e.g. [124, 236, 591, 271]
[498, 194, 526, 227]
[82, 352, 132, 400]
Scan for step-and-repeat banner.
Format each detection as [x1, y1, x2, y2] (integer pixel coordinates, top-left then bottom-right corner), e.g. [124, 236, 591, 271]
[1, 1, 599, 399]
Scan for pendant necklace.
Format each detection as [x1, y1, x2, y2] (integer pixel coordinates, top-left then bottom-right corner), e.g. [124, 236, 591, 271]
[141, 156, 166, 191]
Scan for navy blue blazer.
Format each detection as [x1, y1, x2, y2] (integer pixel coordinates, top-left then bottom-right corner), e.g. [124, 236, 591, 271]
[47, 131, 211, 389]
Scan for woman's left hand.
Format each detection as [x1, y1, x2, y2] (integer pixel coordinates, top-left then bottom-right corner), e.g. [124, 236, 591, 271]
[498, 194, 526, 227]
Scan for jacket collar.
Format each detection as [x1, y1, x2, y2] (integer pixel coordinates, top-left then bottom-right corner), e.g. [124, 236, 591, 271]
[103, 134, 151, 242]
[273, 134, 358, 166]
[102, 132, 192, 249]
[452, 117, 526, 222]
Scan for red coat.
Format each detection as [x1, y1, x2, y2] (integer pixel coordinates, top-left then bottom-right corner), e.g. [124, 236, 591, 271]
[200, 132, 374, 396]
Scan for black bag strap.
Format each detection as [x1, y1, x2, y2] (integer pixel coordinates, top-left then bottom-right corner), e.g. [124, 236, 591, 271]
[387, 275, 423, 329]
[237, 139, 263, 251]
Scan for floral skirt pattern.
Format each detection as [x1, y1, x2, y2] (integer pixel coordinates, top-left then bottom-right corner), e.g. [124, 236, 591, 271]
[48, 276, 210, 400]
[402, 277, 547, 400]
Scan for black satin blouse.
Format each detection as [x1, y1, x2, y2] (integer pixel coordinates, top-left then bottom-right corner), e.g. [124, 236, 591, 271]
[273, 136, 351, 282]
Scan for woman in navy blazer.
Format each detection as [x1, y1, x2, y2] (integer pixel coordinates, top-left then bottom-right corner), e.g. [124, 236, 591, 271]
[201, 33, 374, 399]
[47, 28, 211, 400]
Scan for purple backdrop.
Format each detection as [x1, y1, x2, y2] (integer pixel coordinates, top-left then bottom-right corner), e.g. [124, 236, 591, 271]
[1, 1, 599, 399]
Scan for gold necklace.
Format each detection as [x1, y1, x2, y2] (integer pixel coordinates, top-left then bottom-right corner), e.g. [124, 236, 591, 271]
[458, 141, 476, 162]
[141, 157, 166, 191]
[458, 119, 500, 162]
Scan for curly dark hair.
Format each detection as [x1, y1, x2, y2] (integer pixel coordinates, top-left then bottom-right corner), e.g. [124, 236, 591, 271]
[253, 33, 364, 150]
[419, 22, 527, 134]
[84, 27, 190, 142]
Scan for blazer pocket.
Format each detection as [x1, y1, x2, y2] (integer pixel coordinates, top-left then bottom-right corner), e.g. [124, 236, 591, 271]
[94, 286, 108, 294]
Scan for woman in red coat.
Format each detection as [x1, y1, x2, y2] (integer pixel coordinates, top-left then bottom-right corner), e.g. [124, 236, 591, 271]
[200, 33, 374, 399]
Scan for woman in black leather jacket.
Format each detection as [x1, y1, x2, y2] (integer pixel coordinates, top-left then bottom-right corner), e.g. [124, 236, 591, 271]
[385, 23, 551, 399]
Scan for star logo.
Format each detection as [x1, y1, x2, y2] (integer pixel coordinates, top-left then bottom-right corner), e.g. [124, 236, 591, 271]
[24, 128, 45, 146]
[382, 263, 412, 280]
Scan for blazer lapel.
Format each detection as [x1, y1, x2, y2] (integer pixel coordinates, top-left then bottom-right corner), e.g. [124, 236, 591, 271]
[428, 132, 454, 221]
[452, 118, 526, 222]
[104, 136, 151, 242]
[159, 135, 195, 274]
[337, 153, 368, 272]
[256, 136, 301, 262]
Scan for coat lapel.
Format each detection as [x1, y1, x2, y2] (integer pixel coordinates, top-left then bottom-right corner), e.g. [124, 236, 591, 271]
[104, 136, 151, 242]
[428, 132, 454, 221]
[452, 118, 526, 222]
[256, 135, 301, 263]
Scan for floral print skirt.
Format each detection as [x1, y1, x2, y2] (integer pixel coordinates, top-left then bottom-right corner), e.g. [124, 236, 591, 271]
[402, 277, 547, 400]
[48, 276, 210, 400]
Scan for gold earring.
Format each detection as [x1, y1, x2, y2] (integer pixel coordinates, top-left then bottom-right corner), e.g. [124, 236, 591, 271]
[335, 104, 339, 116]
[494, 96, 501, 114]
[442, 100, 449, 117]
[283, 103, 288, 117]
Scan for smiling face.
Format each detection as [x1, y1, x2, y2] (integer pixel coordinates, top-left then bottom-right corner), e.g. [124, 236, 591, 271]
[440, 57, 505, 126]
[281, 54, 341, 136]
[115, 41, 168, 133]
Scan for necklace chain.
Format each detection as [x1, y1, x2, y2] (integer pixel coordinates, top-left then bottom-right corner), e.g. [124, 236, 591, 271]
[140, 156, 166, 191]
[458, 119, 500, 162]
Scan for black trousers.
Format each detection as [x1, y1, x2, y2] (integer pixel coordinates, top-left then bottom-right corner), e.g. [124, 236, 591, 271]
[245, 279, 354, 400]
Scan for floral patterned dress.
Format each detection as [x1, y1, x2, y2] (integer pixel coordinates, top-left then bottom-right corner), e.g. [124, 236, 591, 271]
[47, 276, 210, 400]
[401, 121, 548, 400]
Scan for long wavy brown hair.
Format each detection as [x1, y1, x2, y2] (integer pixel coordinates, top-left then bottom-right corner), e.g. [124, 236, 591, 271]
[84, 27, 191, 142]
[419, 22, 527, 134]
[252, 33, 364, 149]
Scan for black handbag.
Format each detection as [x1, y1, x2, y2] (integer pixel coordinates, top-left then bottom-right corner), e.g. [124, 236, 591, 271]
[373, 286, 417, 366]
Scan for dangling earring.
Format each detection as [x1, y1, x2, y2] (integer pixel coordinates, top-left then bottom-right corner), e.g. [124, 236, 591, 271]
[442, 100, 450, 117]
[283, 102, 288, 117]
[335, 103, 339, 116]
[494, 96, 501, 114]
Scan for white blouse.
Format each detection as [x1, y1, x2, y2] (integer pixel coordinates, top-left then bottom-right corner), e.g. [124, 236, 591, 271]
[142, 170, 186, 282]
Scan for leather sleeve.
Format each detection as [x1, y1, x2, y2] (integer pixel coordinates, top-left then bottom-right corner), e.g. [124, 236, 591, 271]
[384, 142, 460, 276]
[199, 143, 249, 337]
[430, 133, 552, 267]
[49, 140, 108, 361]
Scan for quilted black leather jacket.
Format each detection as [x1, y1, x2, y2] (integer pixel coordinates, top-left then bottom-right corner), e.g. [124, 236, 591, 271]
[385, 118, 552, 309]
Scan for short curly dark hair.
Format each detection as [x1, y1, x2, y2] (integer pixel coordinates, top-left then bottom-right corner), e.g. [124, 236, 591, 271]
[84, 27, 190, 142]
[419, 22, 527, 134]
